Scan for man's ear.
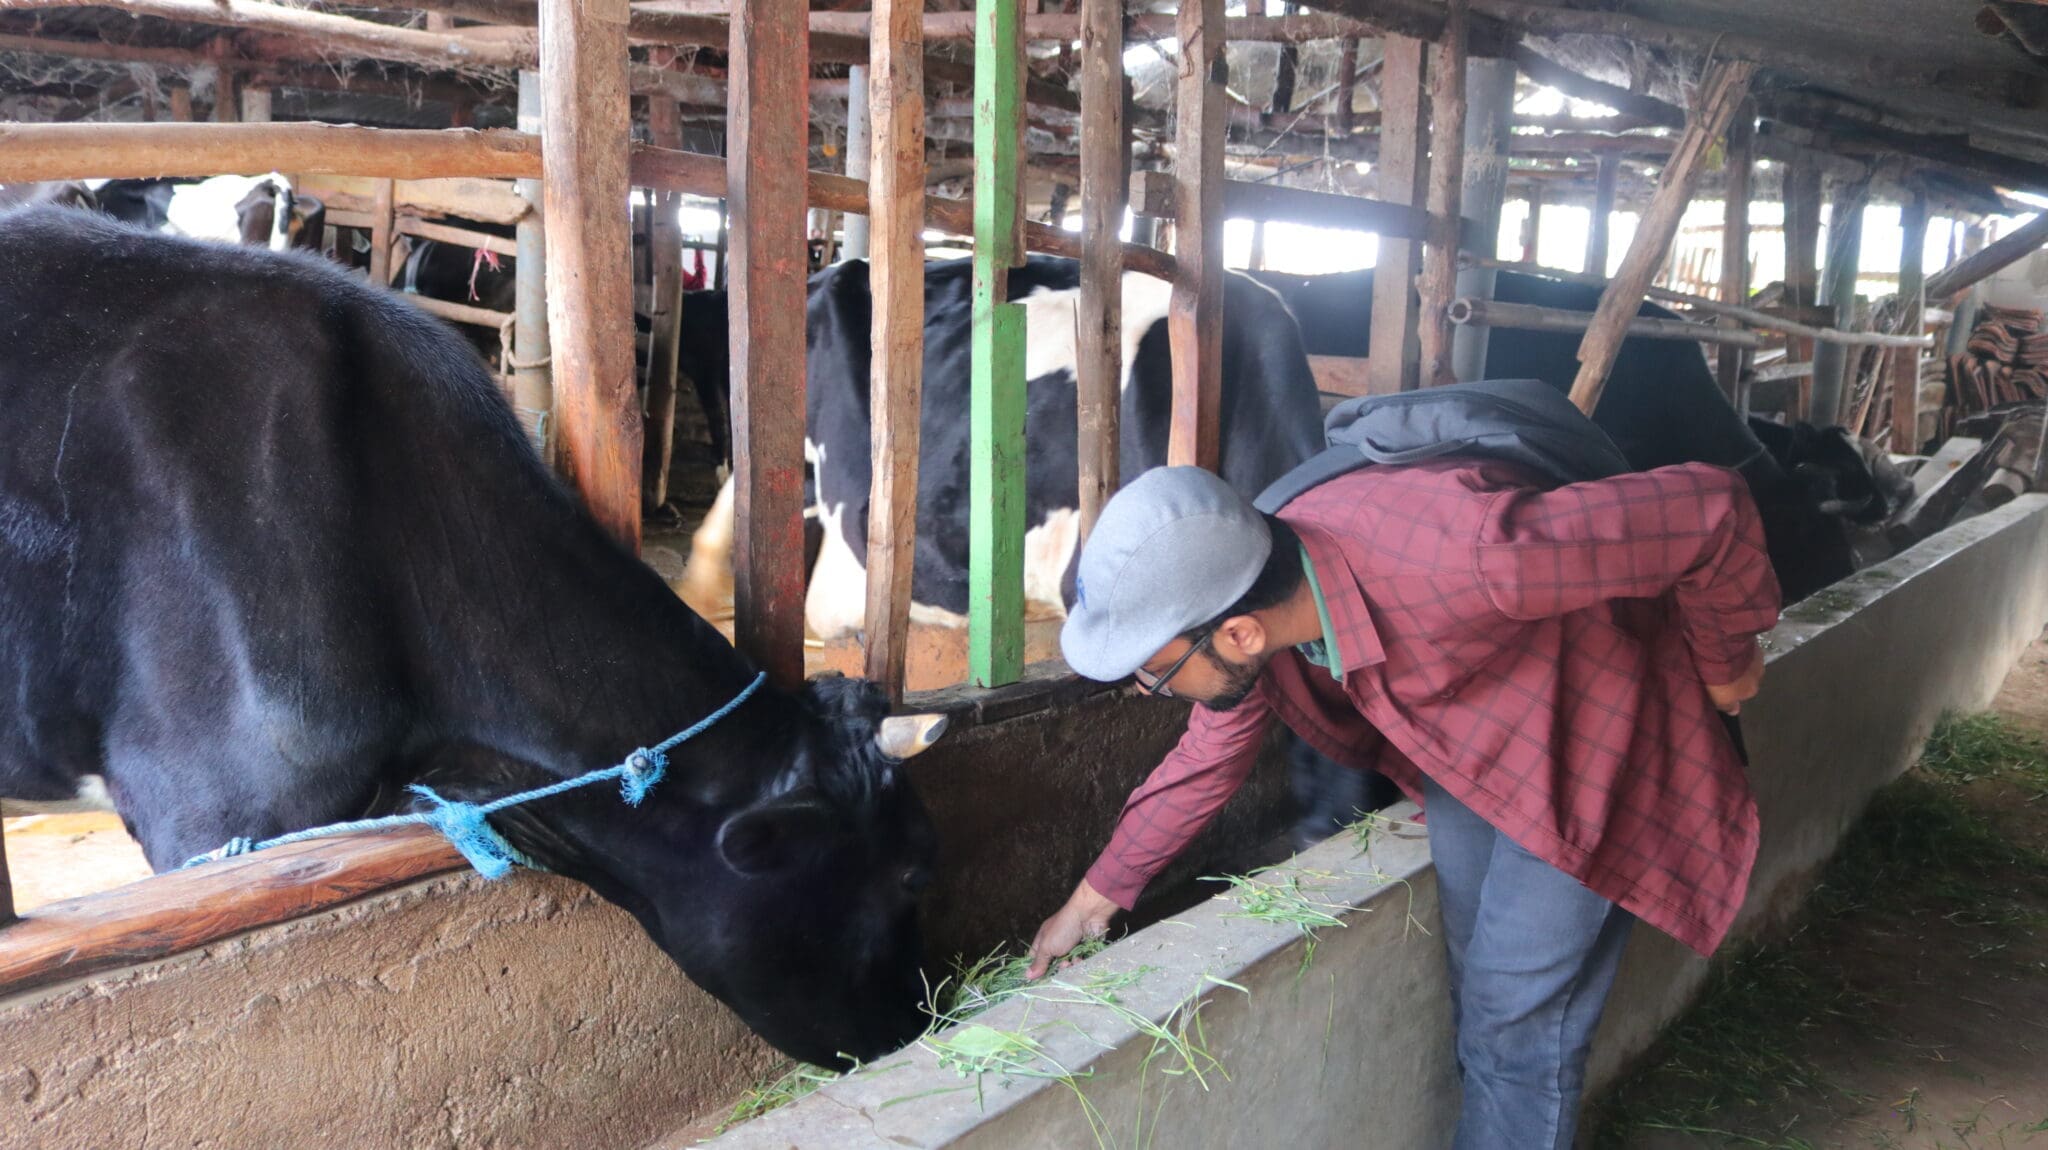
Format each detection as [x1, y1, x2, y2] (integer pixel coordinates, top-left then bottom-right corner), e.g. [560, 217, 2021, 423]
[1214, 613, 1270, 661]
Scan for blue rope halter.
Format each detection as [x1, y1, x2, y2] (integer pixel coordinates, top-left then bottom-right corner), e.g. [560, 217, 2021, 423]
[183, 672, 768, 880]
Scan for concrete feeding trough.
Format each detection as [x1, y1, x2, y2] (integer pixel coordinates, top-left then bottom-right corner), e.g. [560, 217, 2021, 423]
[695, 493, 2048, 1150]
[4, 497, 2045, 1150]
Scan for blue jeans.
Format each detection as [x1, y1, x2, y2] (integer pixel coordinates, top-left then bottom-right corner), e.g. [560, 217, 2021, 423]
[1416, 773, 1635, 1150]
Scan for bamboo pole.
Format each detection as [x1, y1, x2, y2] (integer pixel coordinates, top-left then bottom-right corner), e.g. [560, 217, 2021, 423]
[1167, 0, 1226, 469]
[1075, 0, 1125, 539]
[541, 0, 640, 552]
[860, 0, 927, 699]
[511, 71, 553, 459]
[728, 0, 811, 690]
[1924, 212, 2048, 300]
[1463, 254, 1934, 348]
[1416, 0, 1467, 389]
[1450, 297, 1767, 347]
[1569, 59, 1757, 414]
[1368, 35, 1428, 396]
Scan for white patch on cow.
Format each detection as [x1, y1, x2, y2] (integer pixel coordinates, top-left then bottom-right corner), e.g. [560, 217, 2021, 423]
[806, 493, 870, 641]
[1016, 271, 1176, 394]
[1023, 508, 1082, 618]
[74, 774, 115, 810]
[162, 173, 291, 246]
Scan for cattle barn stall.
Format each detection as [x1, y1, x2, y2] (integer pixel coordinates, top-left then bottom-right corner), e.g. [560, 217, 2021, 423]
[3, 0, 2048, 1144]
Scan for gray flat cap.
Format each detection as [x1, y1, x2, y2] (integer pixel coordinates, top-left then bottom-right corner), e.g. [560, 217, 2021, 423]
[1060, 466, 1272, 681]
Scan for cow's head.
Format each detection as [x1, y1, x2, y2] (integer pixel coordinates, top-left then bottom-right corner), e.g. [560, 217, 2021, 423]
[472, 674, 946, 1068]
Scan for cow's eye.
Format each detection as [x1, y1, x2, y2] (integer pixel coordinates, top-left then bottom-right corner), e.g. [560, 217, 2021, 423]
[901, 867, 932, 895]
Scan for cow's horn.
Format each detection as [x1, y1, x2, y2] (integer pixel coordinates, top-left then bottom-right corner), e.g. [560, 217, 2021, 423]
[876, 714, 950, 760]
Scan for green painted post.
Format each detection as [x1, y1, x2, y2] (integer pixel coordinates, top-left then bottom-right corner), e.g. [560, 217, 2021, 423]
[970, 0, 1026, 686]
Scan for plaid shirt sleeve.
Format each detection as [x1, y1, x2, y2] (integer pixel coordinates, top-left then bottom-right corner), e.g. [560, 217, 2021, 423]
[1474, 462, 1782, 683]
[1084, 688, 1274, 909]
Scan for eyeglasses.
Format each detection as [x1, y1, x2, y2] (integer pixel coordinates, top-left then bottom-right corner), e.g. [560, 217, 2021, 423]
[1134, 631, 1213, 699]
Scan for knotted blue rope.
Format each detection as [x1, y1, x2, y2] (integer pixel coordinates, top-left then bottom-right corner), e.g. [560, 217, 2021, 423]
[183, 672, 768, 879]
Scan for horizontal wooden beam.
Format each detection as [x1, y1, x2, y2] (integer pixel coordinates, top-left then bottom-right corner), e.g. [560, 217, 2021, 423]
[6, 0, 534, 70]
[0, 123, 1179, 280]
[396, 214, 521, 257]
[404, 292, 515, 329]
[805, 11, 1382, 41]
[0, 828, 463, 995]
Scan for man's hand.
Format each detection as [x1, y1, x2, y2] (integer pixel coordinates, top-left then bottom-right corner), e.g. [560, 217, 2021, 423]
[1705, 643, 1766, 715]
[1025, 879, 1120, 980]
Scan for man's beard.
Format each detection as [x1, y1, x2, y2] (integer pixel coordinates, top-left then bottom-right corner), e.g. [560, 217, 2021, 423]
[1200, 649, 1269, 712]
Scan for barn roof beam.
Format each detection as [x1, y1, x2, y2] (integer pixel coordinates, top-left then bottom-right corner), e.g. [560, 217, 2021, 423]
[6, 0, 534, 71]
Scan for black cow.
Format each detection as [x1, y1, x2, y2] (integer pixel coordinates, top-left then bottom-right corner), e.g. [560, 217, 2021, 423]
[0, 207, 943, 1068]
[1245, 267, 1873, 606]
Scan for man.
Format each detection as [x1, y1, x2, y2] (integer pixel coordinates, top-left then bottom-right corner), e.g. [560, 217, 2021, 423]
[1026, 460, 1778, 1150]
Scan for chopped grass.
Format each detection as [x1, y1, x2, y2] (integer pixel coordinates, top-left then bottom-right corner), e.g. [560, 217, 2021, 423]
[1588, 713, 2048, 1149]
[718, 1061, 847, 1132]
[1204, 866, 1350, 971]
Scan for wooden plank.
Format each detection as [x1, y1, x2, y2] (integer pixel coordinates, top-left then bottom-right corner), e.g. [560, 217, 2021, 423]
[1075, 0, 1125, 542]
[1415, 0, 1467, 389]
[0, 828, 464, 995]
[396, 215, 520, 257]
[1892, 192, 1928, 453]
[367, 177, 397, 285]
[541, 0, 640, 552]
[1569, 60, 1756, 414]
[168, 85, 193, 123]
[970, 0, 1027, 688]
[727, 0, 810, 690]
[1309, 354, 1375, 397]
[10, 0, 534, 71]
[1716, 101, 1754, 407]
[1368, 35, 1427, 396]
[642, 97, 687, 514]
[861, 0, 927, 700]
[1168, 0, 1225, 467]
[297, 173, 532, 227]
[1783, 152, 1823, 410]
[1924, 212, 2048, 301]
[1586, 152, 1618, 275]
[0, 123, 543, 184]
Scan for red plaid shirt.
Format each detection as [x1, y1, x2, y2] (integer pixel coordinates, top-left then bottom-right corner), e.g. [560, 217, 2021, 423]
[1085, 459, 1781, 956]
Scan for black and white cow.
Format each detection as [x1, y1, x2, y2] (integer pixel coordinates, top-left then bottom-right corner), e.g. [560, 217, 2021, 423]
[1246, 266, 1894, 604]
[681, 256, 1325, 638]
[0, 206, 943, 1068]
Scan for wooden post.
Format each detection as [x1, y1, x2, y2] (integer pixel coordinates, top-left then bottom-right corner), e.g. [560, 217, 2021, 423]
[1167, 0, 1225, 467]
[213, 65, 239, 123]
[169, 84, 193, 122]
[1076, 0, 1124, 538]
[642, 97, 687, 513]
[1715, 101, 1754, 408]
[1367, 35, 1427, 396]
[1812, 177, 1870, 426]
[1783, 154, 1822, 417]
[541, 0, 641, 552]
[1520, 186, 1543, 263]
[1333, 37, 1359, 136]
[1891, 191, 1927, 453]
[513, 70, 553, 458]
[861, 0, 926, 698]
[970, 0, 1026, 687]
[840, 64, 872, 259]
[727, 0, 811, 688]
[1585, 152, 1618, 275]
[1415, 0, 1467, 389]
[1449, 50, 1514, 383]
[1569, 60, 1756, 414]
[240, 85, 272, 123]
[367, 177, 396, 285]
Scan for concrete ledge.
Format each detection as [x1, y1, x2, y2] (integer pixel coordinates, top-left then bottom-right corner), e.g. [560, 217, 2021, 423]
[704, 494, 2048, 1150]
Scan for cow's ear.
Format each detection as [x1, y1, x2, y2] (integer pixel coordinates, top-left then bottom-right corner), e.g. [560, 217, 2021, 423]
[716, 794, 838, 876]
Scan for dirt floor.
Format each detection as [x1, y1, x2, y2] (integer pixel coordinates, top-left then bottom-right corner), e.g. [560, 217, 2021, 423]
[1590, 626, 2048, 1150]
